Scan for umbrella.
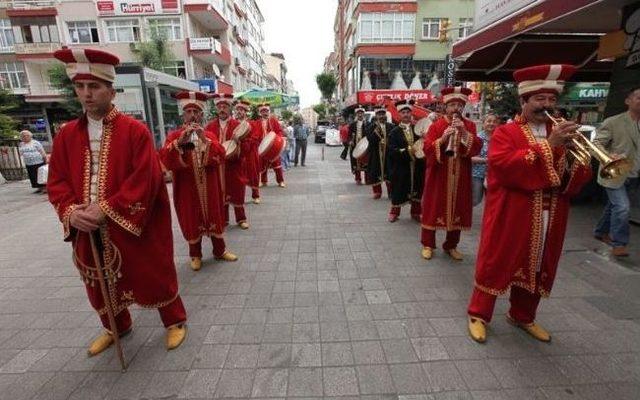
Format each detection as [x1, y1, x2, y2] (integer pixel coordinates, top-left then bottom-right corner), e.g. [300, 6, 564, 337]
[234, 89, 293, 108]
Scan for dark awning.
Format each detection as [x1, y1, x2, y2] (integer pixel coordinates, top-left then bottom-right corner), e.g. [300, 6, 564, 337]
[451, 0, 635, 82]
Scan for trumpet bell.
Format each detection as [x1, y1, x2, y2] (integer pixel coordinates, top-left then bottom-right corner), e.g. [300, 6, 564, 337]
[600, 158, 633, 179]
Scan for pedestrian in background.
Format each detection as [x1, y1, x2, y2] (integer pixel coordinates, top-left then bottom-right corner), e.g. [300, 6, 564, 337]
[471, 113, 499, 206]
[593, 85, 640, 257]
[281, 121, 293, 170]
[294, 118, 309, 167]
[18, 130, 47, 193]
[339, 116, 349, 160]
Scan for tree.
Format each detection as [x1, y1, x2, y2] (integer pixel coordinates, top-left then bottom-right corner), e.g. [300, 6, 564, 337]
[131, 30, 175, 73]
[482, 82, 519, 119]
[280, 109, 293, 122]
[313, 103, 327, 120]
[316, 73, 337, 102]
[48, 64, 83, 115]
[0, 89, 19, 139]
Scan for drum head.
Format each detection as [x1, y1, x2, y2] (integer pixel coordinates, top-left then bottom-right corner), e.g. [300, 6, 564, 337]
[414, 117, 433, 138]
[258, 132, 276, 155]
[233, 120, 251, 141]
[353, 137, 369, 159]
[413, 138, 425, 159]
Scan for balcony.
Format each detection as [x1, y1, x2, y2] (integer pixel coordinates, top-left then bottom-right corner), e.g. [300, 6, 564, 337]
[184, 0, 228, 32]
[0, 45, 15, 53]
[233, 25, 247, 47]
[14, 42, 61, 59]
[216, 80, 233, 94]
[188, 37, 231, 66]
[25, 83, 63, 103]
[4, 0, 58, 17]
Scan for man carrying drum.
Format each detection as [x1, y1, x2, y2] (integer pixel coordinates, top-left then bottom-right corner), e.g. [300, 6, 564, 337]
[235, 100, 262, 204]
[159, 91, 238, 272]
[256, 103, 286, 188]
[366, 104, 395, 199]
[205, 94, 252, 229]
[386, 100, 425, 222]
[349, 105, 368, 184]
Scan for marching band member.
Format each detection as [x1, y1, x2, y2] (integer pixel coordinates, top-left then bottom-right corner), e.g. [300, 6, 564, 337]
[387, 100, 424, 222]
[467, 65, 592, 343]
[235, 100, 262, 204]
[205, 94, 251, 229]
[420, 87, 482, 261]
[257, 103, 286, 187]
[349, 105, 368, 184]
[159, 91, 238, 272]
[48, 48, 187, 353]
[366, 104, 395, 199]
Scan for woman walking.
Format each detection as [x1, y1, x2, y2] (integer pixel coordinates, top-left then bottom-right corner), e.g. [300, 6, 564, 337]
[18, 130, 47, 193]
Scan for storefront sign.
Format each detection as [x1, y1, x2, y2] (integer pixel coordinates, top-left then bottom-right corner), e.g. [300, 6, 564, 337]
[475, 0, 537, 31]
[562, 84, 610, 102]
[444, 54, 456, 87]
[96, 0, 180, 16]
[356, 89, 434, 105]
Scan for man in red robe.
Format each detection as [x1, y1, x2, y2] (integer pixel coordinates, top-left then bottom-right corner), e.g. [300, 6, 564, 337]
[256, 103, 286, 187]
[205, 94, 252, 229]
[467, 64, 592, 343]
[47, 48, 187, 355]
[159, 91, 238, 272]
[348, 105, 368, 184]
[236, 100, 261, 204]
[421, 87, 482, 261]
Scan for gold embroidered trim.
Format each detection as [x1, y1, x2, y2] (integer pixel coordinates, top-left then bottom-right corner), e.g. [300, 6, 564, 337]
[434, 137, 442, 164]
[421, 224, 471, 231]
[524, 149, 536, 165]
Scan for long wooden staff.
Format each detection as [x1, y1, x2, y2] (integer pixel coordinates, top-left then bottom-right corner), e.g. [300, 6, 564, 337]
[89, 230, 127, 371]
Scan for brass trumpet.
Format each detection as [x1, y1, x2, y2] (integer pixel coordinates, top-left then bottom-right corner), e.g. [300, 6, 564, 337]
[445, 113, 461, 157]
[545, 111, 632, 179]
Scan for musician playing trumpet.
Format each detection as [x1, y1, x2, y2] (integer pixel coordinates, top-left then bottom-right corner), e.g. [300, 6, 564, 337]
[159, 91, 238, 272]
[421, 87, 482, 261]
[467, 65, 592, 344]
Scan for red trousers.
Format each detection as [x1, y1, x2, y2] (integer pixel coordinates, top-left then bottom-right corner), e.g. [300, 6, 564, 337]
[251, 188, 260, 199]
[225, 204, 247, 224]
[421, 229, 460, 250]
[261, 160, 284, 184]
[189, 236, 226, 258]
[100, 295, 187, 331]
[467, 285, 541, 324]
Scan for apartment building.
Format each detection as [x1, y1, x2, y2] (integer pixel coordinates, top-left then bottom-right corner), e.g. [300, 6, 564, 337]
[332, 0, 474, 110]
[264, 52, 287, 93]
[0, 0, 267, 136]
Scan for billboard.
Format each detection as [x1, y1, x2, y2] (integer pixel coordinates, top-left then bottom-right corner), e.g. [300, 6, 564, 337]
[96, 0, 180, 16]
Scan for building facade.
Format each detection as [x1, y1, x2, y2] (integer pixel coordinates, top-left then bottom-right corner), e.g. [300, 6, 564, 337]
[264, 52, 287, 93]
[0, 0, 267, 137]
[332, 0, 474, 110]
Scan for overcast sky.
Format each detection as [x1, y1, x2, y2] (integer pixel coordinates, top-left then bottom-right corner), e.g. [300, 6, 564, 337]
[256, 0, 338, 108]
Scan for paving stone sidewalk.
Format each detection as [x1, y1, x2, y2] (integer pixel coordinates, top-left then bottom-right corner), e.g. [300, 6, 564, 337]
[0, 143, 638, 399]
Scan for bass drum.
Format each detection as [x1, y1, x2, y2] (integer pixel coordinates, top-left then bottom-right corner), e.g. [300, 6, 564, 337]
[259, 132, 286, 162]
[412, 138, 424, 159]
[352, 137, 369, 163]
[414, 114, 436, 138]
[232, 120, 252, 141]
[222, 140, 239, 159]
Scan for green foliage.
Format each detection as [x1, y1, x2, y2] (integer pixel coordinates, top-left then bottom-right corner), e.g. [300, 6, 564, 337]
[315, 73, 337, 101]
[482, 82, 520, 118]
[249, 104, 260, 120]
[0, 89, 19, 139]
[131, 30, 175, 72]
[280, 109, 293, 122]
[312, 103, 327, 119]
[48, 64, 84, 115]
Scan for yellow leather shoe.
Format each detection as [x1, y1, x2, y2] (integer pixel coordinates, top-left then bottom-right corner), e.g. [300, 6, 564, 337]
[87, 331, 114, 357]
[259, 182, 265, 187]
[468, 317, 487, 343]
[446, 248, 464, 261]
[507, 315, 551, 342]
[166, 325, 187, 350]
[421, 247, 433, 260]
[190, 257, 202, 271]
[253, 197, 261, 204]
[216, 251, 238, 262]
[278, 182, 286, 188]
[238, 221, 249, 230]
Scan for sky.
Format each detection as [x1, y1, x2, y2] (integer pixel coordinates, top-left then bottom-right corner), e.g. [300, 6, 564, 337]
[256, 0, 338, 108]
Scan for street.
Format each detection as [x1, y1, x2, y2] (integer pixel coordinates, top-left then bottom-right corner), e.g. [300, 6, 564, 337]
[0, 143, 638, 399]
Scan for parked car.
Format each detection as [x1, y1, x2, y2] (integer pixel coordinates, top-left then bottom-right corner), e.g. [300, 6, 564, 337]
[314, 120, 331, 143]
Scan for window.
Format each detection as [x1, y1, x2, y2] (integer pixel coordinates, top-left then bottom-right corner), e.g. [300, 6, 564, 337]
[0, 62, 27, 90]
[163, 61, 186, 78]
[358, 13, 414, 43]
[0, 19, 14, 52]
[68, 21, 99, 44]
[422, 18, 443, 40]
[458, 18, 473, 38]
[105, 19, 140, 43]
[148, 18, 182, 41]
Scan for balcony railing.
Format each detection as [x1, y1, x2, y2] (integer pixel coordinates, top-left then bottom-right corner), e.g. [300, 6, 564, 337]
[0, 0, 58, 8]
[14, 42, 60, 55]
[28, 83, 63, 96]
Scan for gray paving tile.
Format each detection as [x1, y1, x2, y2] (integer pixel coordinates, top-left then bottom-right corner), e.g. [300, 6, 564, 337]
[226, 344, 260, 368]
[257, 343, 291, 367]
[251, 368, 288, 397]
[287, 367, 323, 397]
[193, 345, 230, 369]
[352, 340, 386, 364]
[357, 365, 396, 394]
[455, 360, 501, 390]
[390, 363, 429, 394]
[291, 343, 321, 367]
[178, 369, 222, 399]
[141, 371, 188, 398]
[422, 361, 467, 392]
[412, 337, 450, 361]
[381, 339, 419, 363]
[214, 368, 255, 398]
[321, 342, 354, 366]
[324, 366, 359, 396]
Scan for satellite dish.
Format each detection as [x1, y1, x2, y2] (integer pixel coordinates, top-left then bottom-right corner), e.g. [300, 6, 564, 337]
[212, 64, 221, 77]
